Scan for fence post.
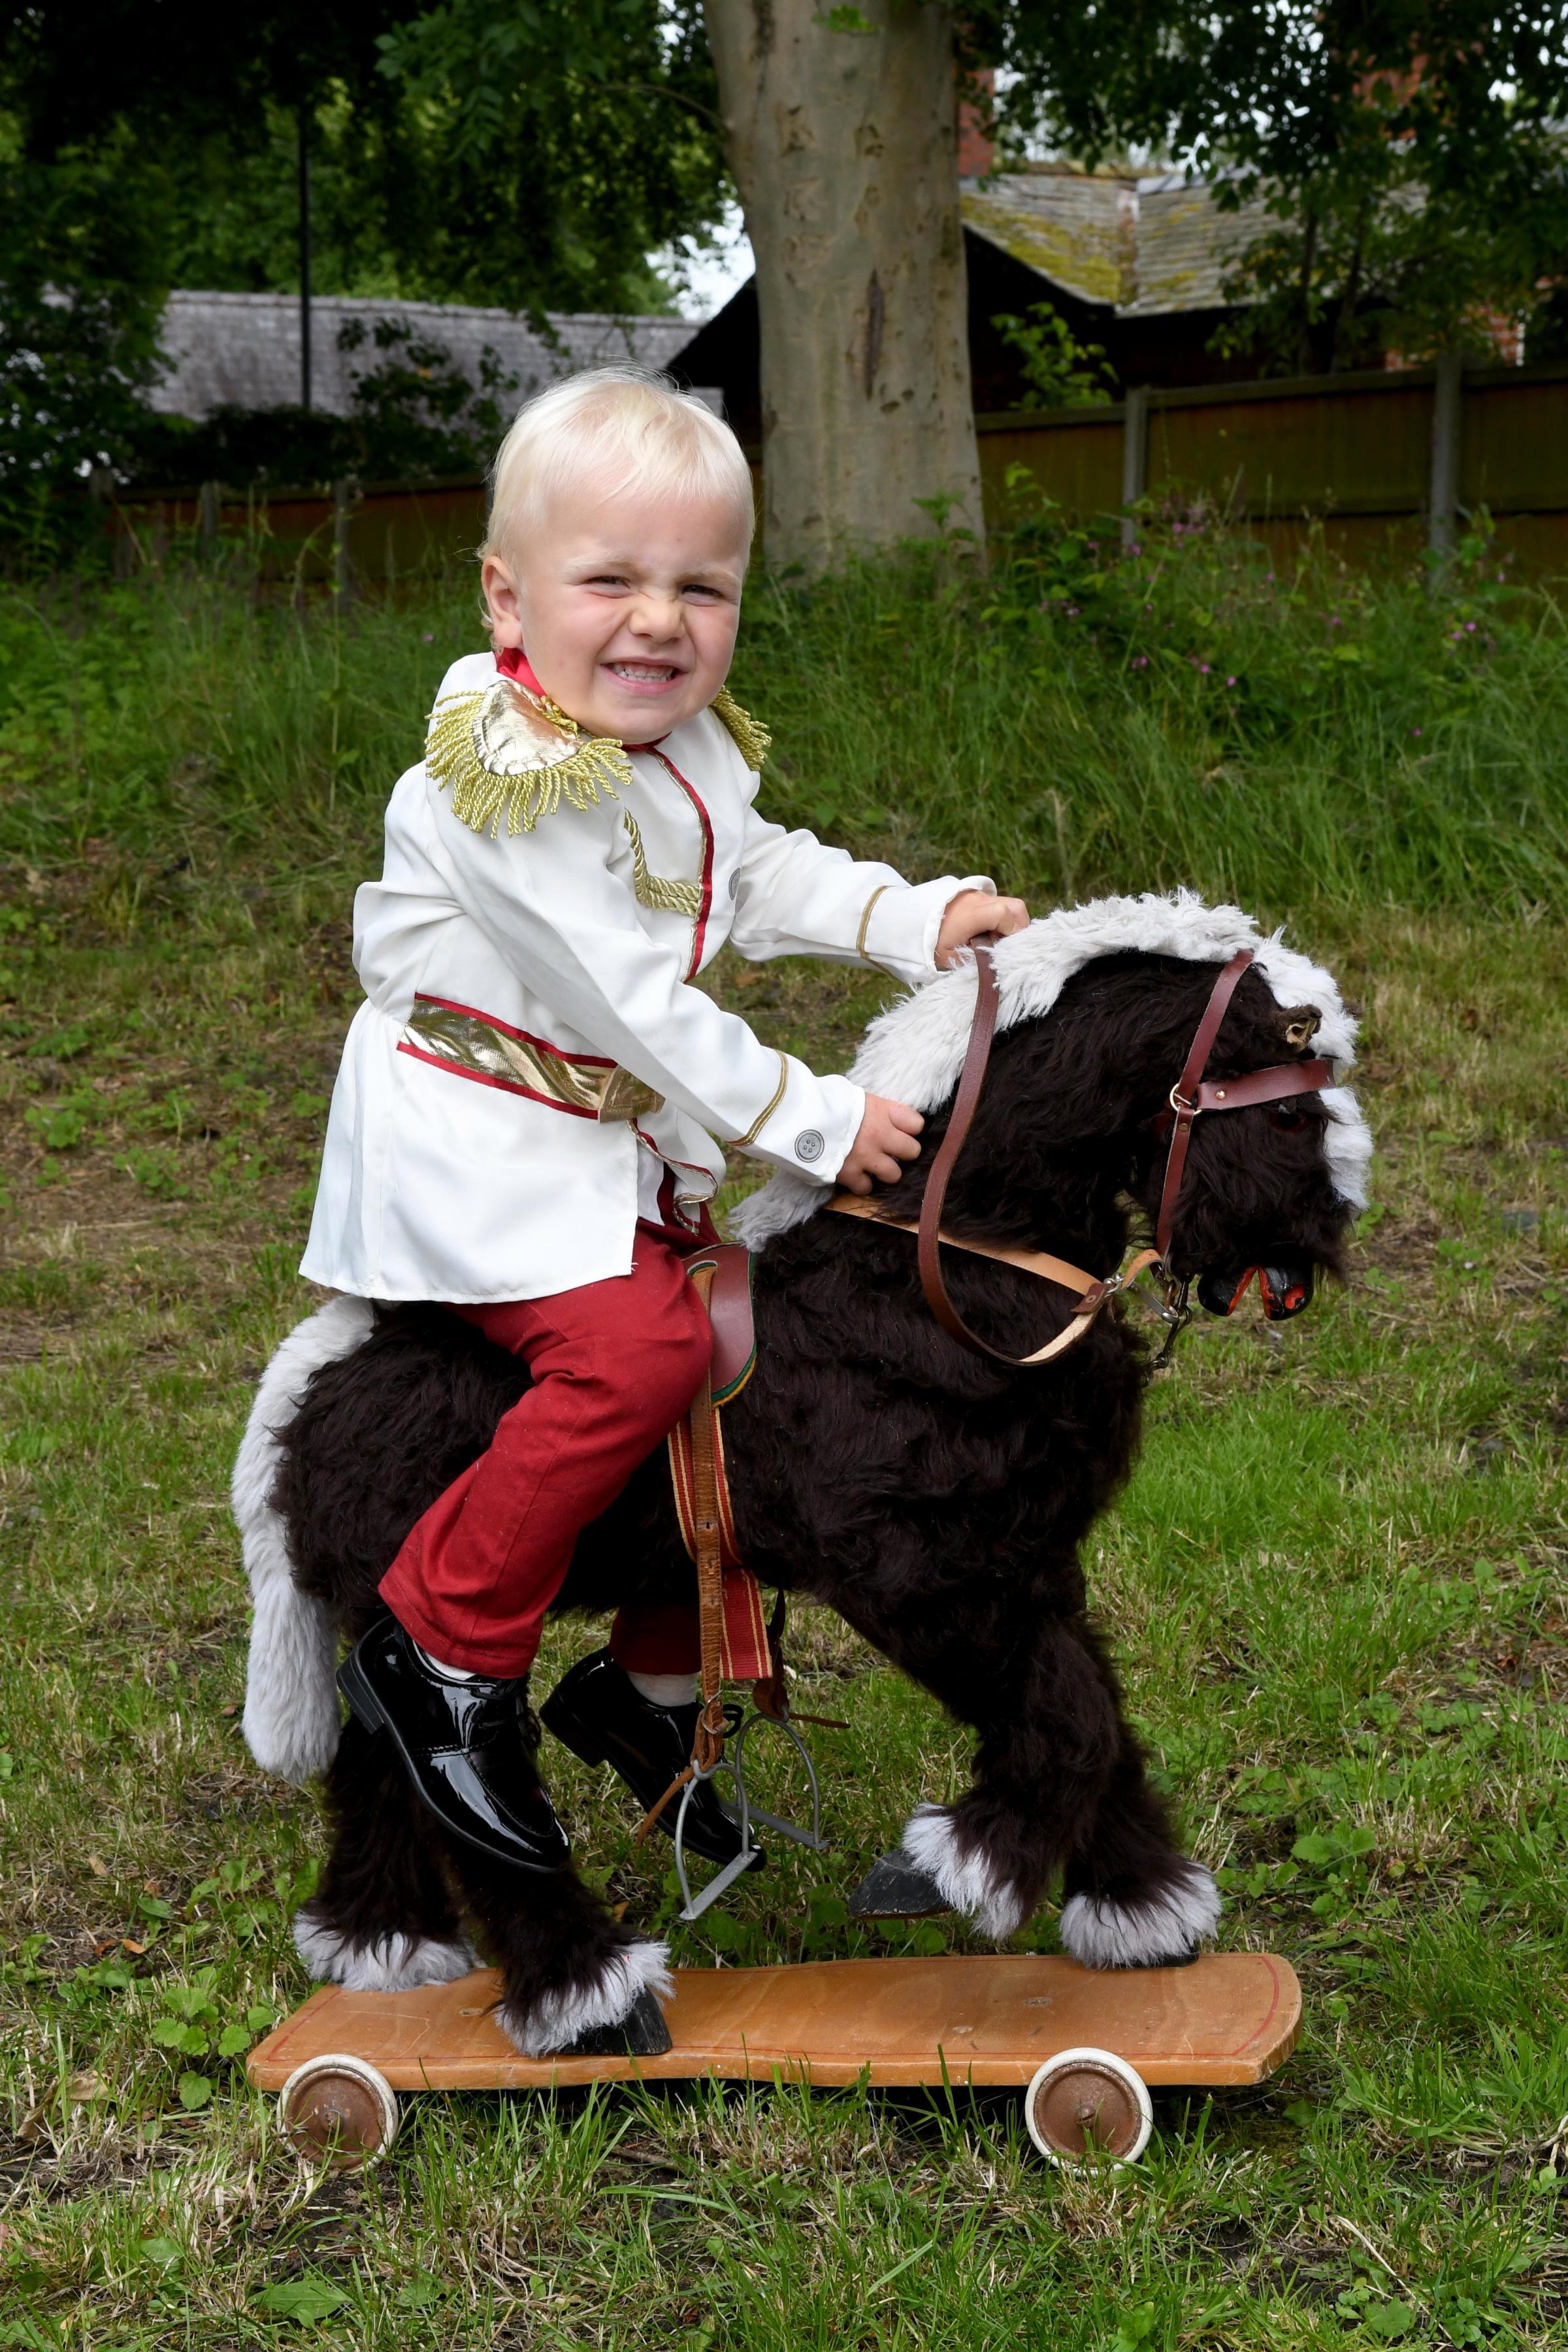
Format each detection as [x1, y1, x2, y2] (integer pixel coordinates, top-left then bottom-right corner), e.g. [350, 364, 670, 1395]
[331, 478, 357, 612]
[1428, 351, 1463, 570]
[199, 480, 220, 559]
[1120, 385, 1149, 549]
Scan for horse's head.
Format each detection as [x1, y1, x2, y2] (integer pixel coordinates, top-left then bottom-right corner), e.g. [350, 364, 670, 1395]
[1108, 949, 1362, 1318]
[734, 894, 1370, 1345]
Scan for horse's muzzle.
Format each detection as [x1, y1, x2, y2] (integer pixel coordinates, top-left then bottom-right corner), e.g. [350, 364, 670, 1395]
[1196, 1258, 1315, 1321]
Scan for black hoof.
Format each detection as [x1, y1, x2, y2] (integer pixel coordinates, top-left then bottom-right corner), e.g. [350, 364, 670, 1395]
[557, 1986, 674, 2059]
[847, 1849, 951, 1920]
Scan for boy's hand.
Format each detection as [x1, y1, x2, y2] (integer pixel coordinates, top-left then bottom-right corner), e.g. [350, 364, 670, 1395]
[936, 889, 1030, 970]
[837, 1094, 925, 1194]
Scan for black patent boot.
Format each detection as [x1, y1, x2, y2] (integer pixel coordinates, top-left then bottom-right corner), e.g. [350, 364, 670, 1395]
[541, 1648, 765, 1870]
[338, 1616, 570, 1873]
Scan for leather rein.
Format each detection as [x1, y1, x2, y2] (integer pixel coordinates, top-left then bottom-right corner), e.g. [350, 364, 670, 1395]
[827, 945, 1334, 1371]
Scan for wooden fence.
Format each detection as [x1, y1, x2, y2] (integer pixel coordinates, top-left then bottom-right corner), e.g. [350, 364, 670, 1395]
[977, 355, 1568, 574]
[107, 355, 1568, 585]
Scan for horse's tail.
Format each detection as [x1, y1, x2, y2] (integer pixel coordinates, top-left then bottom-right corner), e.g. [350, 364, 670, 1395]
[233, 1294, 375, 1785]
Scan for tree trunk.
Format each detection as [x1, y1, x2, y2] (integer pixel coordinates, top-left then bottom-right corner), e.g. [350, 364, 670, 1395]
[703, 0, 982, 574]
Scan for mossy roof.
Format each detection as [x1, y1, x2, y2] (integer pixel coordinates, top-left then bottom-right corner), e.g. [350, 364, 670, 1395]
[961, 166, 1268, 317]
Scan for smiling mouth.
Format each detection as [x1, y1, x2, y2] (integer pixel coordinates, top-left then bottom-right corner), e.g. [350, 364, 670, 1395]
[606, 661, 683, 687]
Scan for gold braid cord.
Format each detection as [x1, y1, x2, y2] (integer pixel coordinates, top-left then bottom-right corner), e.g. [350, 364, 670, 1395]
[710, 688, 770, 772]
[622, 812, 703, 917]
[427, 688, 633, 840]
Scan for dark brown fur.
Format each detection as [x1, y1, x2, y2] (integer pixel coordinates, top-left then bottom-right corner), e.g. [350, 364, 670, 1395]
[270, 955, 1353, 2007]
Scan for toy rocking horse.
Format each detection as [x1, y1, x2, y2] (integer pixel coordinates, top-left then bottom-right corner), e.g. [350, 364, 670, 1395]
[235, 892, 1370, 2059]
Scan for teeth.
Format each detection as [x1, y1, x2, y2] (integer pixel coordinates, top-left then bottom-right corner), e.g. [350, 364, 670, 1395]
[612, 664, 678, 681]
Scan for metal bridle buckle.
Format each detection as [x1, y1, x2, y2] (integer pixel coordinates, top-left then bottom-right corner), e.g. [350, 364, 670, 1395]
[672, 1703, 828, 1924]
[1168, 1084, 1197, 1117]
[1149, 1270, 1193, 1369]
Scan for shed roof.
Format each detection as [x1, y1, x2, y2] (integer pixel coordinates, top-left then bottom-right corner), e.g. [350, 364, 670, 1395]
[960, 165, 1267, 318]
[148, 292, 698, 421]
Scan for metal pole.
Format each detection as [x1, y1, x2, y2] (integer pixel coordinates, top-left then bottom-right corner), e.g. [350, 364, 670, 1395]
[1428, 349, 1462, 566]
[298, 105, 313, 414]
[1120, 385, 1149, 549]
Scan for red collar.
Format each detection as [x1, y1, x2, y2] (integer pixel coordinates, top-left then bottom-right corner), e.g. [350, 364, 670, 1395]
[495, 644, 546, 698]
[494, 645, 668, 753]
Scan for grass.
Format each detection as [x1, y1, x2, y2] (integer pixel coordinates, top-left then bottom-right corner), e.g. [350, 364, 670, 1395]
[1, 526, 1567, 2346]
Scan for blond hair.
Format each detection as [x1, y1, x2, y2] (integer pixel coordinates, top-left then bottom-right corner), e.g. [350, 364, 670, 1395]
[483, 366, 755, 564]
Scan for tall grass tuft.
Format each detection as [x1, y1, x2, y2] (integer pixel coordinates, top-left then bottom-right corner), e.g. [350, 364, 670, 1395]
[2, 506, 1563, 912]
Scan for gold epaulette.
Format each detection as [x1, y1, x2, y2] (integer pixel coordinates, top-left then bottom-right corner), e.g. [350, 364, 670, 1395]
[427, 678, 632, 839]
[710, 687, 770, 772]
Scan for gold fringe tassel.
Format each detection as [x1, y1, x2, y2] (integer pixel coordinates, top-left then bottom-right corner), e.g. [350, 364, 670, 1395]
[426, 693, 632, 840]
[711, 687, 771, 772]
[622, 812, 704, 917]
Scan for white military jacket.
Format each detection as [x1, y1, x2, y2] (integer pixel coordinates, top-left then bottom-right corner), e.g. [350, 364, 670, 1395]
[302, 649, 987, 1303]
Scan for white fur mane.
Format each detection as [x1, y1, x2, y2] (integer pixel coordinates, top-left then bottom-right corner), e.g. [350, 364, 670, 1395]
[734, 889, 1371, 1249]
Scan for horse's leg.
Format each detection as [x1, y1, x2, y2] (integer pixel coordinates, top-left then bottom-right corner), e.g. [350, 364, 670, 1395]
[439, 1836, 672, 2057]
[841, 1563, 1218, 1962]
[293, 1714, 476, 1990]
[1056, 1726, 1222, 1968]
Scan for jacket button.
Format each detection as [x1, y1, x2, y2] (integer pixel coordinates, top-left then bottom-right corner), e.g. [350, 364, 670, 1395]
[794, 1130, 825, 1162]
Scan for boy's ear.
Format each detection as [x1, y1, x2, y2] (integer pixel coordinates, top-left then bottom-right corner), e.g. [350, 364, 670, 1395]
[481, 553, 525, 649]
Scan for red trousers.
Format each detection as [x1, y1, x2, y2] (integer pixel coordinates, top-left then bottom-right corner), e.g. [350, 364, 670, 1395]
[378, 1226, 711, 1679]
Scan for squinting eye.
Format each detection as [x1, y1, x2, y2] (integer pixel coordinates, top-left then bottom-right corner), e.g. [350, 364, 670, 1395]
[1270, 1103, 1309, 1133]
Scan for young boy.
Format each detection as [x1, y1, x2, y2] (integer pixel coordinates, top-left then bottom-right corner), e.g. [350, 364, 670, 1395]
[303, 368, 1027, 1876]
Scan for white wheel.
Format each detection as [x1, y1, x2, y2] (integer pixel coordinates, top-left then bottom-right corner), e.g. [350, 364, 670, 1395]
[1024, 2046, 1153, 2166]
[277, 2053, 400, 2170]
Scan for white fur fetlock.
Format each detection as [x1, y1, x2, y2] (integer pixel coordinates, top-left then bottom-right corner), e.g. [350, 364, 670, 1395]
[901, 1805, 1028, 1942]
[293, 1909, 478, 1992]
[1058, 1859, 1222, 1970]
[498, 1940, 674, 2057]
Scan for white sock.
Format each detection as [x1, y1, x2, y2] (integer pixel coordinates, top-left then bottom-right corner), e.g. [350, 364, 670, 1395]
[415, 1644, 478, 1683]
[626, 1669, 699, 1709]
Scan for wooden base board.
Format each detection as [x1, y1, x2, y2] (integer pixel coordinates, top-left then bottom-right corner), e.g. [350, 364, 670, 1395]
[248, 1952, 1300, 2095]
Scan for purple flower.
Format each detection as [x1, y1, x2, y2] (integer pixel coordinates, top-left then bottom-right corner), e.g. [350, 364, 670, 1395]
[1226, 675, 1237, 686]
[1465, 621, 1477, 632]
[1132, 654, 1149, 669]
[1411, 726, 1423, 737]
[422, 632, 434, 642]
[1328, 614, 1343, 627]
[1200, 662, 1211, 674]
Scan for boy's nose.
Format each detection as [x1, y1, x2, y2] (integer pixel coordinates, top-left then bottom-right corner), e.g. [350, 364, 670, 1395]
[629, 592, 684, 638]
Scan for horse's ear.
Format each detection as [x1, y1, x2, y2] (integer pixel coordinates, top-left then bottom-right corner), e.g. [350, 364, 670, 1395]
[1279, 1005, 1321, 1053]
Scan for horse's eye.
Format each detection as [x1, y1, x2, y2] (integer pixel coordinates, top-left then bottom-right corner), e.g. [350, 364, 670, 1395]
[1270, 1103, 1309, 1133]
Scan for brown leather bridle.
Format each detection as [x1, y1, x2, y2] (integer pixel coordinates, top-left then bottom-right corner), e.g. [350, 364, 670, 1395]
[829, 943, 1334, 1371]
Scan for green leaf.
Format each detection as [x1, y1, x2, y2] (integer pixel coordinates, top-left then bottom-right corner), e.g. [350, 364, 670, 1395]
[255, 2278, 350, 2321]
[1292, 1831, 1337, 1866]
[397, 2276, 444, 2310]
[1365, 2299, 1417, 2340]
[150, 2017, 188, 2049]
[139, 2236, 181, 2270]
[217, 2022, 252, 2058]
[177, 2071, 212, 2110]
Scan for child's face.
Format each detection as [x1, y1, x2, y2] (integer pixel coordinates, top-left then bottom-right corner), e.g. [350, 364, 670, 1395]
[482, 482, 748, 741]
